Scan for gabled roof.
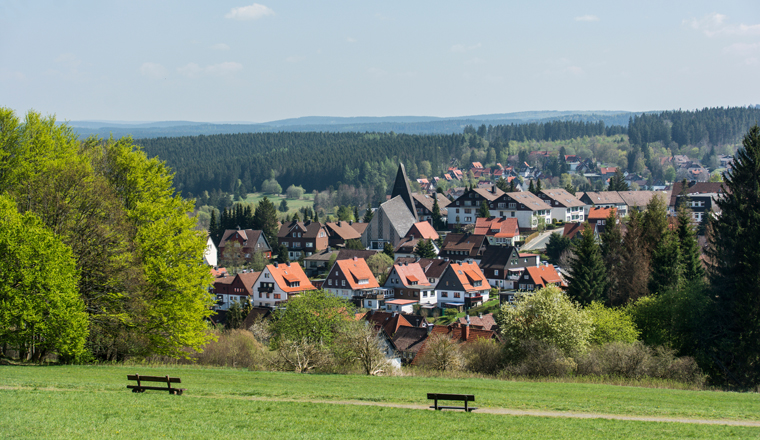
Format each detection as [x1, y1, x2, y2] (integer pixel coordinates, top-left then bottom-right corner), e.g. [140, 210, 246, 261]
[334, 258, 380, 290]
[600, 166, 618, 174]
[394, 236, 422, 254]
[441, 233, 488, 258]
[303, 248, 338, 262]
[391, 163, 419, 222]
[479, 246, 518, 270]
[562, 222, 584, 240]
[617, 191, 665, 210]
[394, 257, 450, 279]
[668, 181, 726, 206]
[266, 263, 315, 293]
[412, 192, 451, 213]
[237, 271, 262, 288]
[219, 229, 270, 251]
[364, 310, 414, 337]
[277, 220, 326, 238]
[242, 307, 272, 329]
[350, 222, 369, 235]
[501, 192, 552, 211]
[211, 267, 228, 278]
[525, 265, 566, 288]
[391, 327, 429, 354]
[336, 249, 378, 261]
[581, 191, 625, 205]
[539, 189, 585, 208]
[456, 313, 497, 331]
[405, 221, 439, 240]
[473, 217, 519, 238]
[378, 196, 418, 238]
[448, 261, 489, 292]
[469, 186, 504, 202]
[588, 207, 616, 221]
[324, 221, 362, 240]
[391, 262, 433, 287]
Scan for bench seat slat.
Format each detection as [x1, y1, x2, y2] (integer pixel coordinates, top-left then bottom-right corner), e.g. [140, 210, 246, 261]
[427, 393, 475, 401]
[127, 375, 181, 383]
[127, 385, 185, 392]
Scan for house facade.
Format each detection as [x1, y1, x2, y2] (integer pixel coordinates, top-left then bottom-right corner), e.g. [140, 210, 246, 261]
[218, 229, 272, 265]
[473, 217, 520, 246]
[323, 257, 381, 301]
[277, 220, 329, 260]
[210, 271, 262, 311]
[383, 262, 437, 306]
[250, 262, 316, 308]
[537, 189, 585, 223]
[436, 261, 490, 308]
[446, 186, 504, 228]
[478, 246, 539, 290]
[486, 191, 552, 230]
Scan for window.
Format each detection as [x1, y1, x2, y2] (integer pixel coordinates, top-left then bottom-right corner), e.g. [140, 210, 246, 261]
[274, 294, 281, 299]
[509, 203, 516, 208]
[494, 270, 499, 276]
[455, 208, 460, 213]
[294, 242, 302, 248]
[328, 279, 332, 286]
[265, 273, 269, 278]
[454, 292, 461, 298]
[442, 291, 448, 297]
[281, 242, 288, 247]
[342, 280, 346, 286]
[306, 242, 313, 248]
[511, 212, 515, 217]
[464, 208, 472, 214]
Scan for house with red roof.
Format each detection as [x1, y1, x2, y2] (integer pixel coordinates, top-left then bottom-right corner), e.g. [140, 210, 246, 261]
[384, 262, 437, 306]
[473, 217, 520, 246]
[324, 257, 381, 301]
[250, 262, 316, 308]
[436, 261, 490, 308]
[210, 271, 262, 311]
[517, 264, 566, 291]
[587, 207, 617, 235]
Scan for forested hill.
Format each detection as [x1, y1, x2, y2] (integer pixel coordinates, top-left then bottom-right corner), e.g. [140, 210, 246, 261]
[136, 120, 618, 197]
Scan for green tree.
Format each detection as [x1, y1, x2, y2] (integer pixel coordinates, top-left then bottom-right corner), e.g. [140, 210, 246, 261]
[363, 207, 374, 223]
[536, 178, 543, 193]
[0, 195, 88, 362]
[478, 200, 490, 219]
[253, 196, 279, 246]
[545, 233, 571, 264]
[249, 251, 269, 272]
[367, 252, 393, 284]
[345, 239, 364, 250]
[607, 168, 629, 191]
[704, 125, 760, 387]
[496, 285, 592, 357]
[431, 197, 443, 230]
[496, 177, 509, 192]
[648, 228, 682, 295]
[566, 223, 607, 305]
[612, 211, 651, 306]
[278, 199, 289, 213]
[600, 210, 623, 303]
[285, 185, 304, 199]
[383, 242, 395, 259]
[585, 302, 639, 345]
[225, 300, 246, 330]
[641, 193, 669, 253]
[270, 290, 351, 348]
[414, 239, 437, 259]
[528, 180, 536, 194]
[676, 204, 705, 282]
[337, 205, 353, 221]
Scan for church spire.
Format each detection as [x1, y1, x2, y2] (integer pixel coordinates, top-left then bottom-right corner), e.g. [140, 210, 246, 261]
[391, 163, 418, 222]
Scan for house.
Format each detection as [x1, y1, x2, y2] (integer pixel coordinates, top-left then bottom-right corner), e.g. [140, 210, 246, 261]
[210, 271, 262, 311]
[487, 191, 552, 231]
[277, 220, 329, 260]
[361, 196, 417, 250]
[411, 193, 450, 226]
[562, 222, 585, 241]
[302, 248, 338, 276]
[479, 246, 539, 290]
[218, 229, 273, 265]
[455, 313, 497, 331]
[436, 261, 491, 308]
[674, 193, 722, 224]
[473, 217, 520, 246]
[384, 262, 437, 307]
[364, 309, 417, 337]
[391, 326, 429, 364]
[323, 257, 381, 301]
[384, 299, 418, 313]
[439, 233, 489, 263]
[250, 262, 316, 308]
[617, 191, 668, 213]
[668, 181, 726, 215]
[393, 236, 439, 259]
[517, 264, 566, 291]
[537, 189, 585, 223]
[204, 236, 218, 267]
[394, 257, 450, 286]
[446, 186, 505, 228]
[587, 207, 617, 235]
[324, 221, 362, 248]
[578, 191, 628, 217]
[405, 221, 440, 241]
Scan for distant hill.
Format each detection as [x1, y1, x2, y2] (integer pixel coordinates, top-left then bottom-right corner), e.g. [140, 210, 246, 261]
[65, 110, 637, 139]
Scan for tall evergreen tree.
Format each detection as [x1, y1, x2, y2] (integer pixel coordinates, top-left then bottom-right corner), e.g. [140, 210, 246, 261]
[704, 125, 760, 387]
[478, 200, 490, 219]
[363, 207, 373, 223]
[528, 180, 536, 194]
[431, 197, 443, 230]
[496, 177, 509, 192]
[676, 204, 705, 282]
[209, 209, 221, 247]
[612, 211, 651, 306]
[414, 239, 437, 259]
[641, 193, 669, 254]
[536, 178, 543, 193]
[607, 168, 629, 191]
[648, 228, 682, 295]
[566, 223, 606, 305]
[508, 179, 516, 193]
[600, 210, 623, 303]
[253, 196, 279, 246]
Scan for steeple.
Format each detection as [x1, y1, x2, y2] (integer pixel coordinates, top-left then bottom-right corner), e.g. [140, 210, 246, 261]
[391, 163, 418, 222]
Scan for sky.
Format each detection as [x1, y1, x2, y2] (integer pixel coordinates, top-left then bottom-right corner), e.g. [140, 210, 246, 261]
[1, 0, 759, 123]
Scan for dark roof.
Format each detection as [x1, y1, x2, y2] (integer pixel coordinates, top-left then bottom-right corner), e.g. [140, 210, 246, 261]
[402, 314, 429, 328]
[391, 163, 419, 222]
[324, 221, 362, 240]
[669, 181, 726, 206]
[394, 257, 450, 279]
[391, 327, 429, 354]
[242, 307, 272, 329]
[441, 233, 488, 258]
[563, 223, 584, 240]
[219, 229, 270, 251]
[456, 313, 497, 331]
[394, 236, 422, 253]
[336, 249, 378, 260]
[277, 220, 325, 238]
[479, 246, 518, 270]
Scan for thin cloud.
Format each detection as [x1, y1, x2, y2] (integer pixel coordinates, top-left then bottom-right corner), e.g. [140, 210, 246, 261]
[212, 43, 231, 51]
[684, 13, 760, 37]
[575, 15, 599, 22]
[225, 4, 275, 21]
[178, 62, 243, 78]
[140, 62, 168, 79]
[346, 37, 357, 43]
[451, 43, 481, 53]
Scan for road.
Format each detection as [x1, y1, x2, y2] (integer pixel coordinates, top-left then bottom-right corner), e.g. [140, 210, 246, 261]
[521, 229, 557, 252]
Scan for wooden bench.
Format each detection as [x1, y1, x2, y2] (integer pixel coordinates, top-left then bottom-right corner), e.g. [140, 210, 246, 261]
[127, 374, 185, 395]
[427, 393, 476, 412]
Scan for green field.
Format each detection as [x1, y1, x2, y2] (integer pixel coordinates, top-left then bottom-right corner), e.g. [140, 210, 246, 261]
[2, 365, 760, 439]
[241, 192, 317, 218]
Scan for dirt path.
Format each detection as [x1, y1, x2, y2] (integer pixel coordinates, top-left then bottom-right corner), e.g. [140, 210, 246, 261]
[3, 385, 760, 427]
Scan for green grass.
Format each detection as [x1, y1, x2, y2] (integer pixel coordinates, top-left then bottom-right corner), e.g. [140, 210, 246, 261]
[239, 192, 318, 218]
[3, 364, 760, 421]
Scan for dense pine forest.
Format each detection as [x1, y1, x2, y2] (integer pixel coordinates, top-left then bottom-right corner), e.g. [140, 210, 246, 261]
[136, 106, 760, 200]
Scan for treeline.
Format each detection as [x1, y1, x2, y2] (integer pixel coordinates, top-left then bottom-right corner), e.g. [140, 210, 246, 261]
[628, 106, 760, 148]
[487, 120, 627, 143]
[137, 132, 463, 197]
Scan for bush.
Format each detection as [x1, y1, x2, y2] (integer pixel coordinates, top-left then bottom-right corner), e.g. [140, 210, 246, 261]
[586, 302, 639, 345]
[416, 334, 463, 372]
[504, 339, 576, 377]
[193, 329, 267, 369]
[462, 337, 505, 375]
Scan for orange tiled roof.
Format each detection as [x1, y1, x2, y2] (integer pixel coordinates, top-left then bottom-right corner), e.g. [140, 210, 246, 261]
[473, 217, 519, 238]
[588, 207, 616, 221]
[267, 263, 315, 293]
[406, 221, 439, 240]
[525, 265, 566, 288]
[393, 262, 432, 287]
[335, 258, 380, 290]
[449, 261, 488, 292]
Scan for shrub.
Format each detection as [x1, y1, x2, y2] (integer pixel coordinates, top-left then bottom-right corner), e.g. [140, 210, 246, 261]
[586, 302, 639, 345]
[504, 339, 576, 377]
[416, 334, 463, 372]
[462, 337, 505, 375]
[193, 329, 266, 369]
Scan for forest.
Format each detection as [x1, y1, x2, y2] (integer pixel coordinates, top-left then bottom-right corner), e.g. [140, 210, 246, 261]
[136, 107, 760, 205]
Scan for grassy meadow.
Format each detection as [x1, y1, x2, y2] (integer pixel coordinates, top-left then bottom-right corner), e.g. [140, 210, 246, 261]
[3, 364, 760, 439]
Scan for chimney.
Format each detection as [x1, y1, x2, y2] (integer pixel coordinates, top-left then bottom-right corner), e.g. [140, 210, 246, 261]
[478, 312, 483, 319]
[463, 319, 470, 341]
[274, 262, 279, 268]
[491, 185, 497, 194]
[349, 220, 353, 225]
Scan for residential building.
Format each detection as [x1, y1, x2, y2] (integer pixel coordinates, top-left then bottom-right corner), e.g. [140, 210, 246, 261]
[218, 229, 272, 265]
[204, 236, 217, 267]
[436, 261, 490, 308]
[674, 193, 722, 224]
[384, 262, 437, 306]
[210, 271, 261, 311]
[537, 189, 585, 223]
[587, 207, 617, 235]
[324, 221, 362, 248]
[250, 262, 316, 308]
[323, 257, 381, 301]
[439, 233, 489, 263]
[668, 181, 726, 215]
[578, 192, 628, 217]
[487, 191, 552, 230]
[446, 186, 505, 228]
[277, 220, 329, 260]
[394, 257, 450, 286]
[473, 217, 520, 246]
[517, 264, 566, 290]
[478, 246, 539, 290]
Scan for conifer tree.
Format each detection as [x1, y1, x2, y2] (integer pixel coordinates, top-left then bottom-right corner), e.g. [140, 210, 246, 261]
[478, 200, 490, 219]
[431, 197, 443, 230]
[528, 180, 535, 194]
[414, 239, 437, 259]
[536, 178, 543, 193]
[600, 210, 623, 303]
[363, 207, 373, 223]
[676, 204, 704, 281]
[253, 197, 279, 246]
[642, 193, 669, 253]
[648, 228, 682, 295]
[496, 177, 509, 192]
[566, 223, 606, 305]
[612, 211, 651, 306]
[704, 125, 760, 387]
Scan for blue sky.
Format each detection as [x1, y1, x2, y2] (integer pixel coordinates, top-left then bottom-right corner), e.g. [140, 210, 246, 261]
[1, 1, 759, 122]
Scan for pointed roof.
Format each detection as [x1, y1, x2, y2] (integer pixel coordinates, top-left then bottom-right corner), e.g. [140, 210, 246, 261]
[391, 163, 419, 222]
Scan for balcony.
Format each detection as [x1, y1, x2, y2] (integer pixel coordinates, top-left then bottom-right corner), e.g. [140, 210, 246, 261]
[258, 286, 274, 294]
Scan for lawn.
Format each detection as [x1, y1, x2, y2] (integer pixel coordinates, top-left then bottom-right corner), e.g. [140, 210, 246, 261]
[241, 192, 318, 218]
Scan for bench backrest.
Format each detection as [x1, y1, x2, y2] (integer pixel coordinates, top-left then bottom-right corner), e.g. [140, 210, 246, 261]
[427, 393, 475, 401]
[127, 375, 181, 384]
